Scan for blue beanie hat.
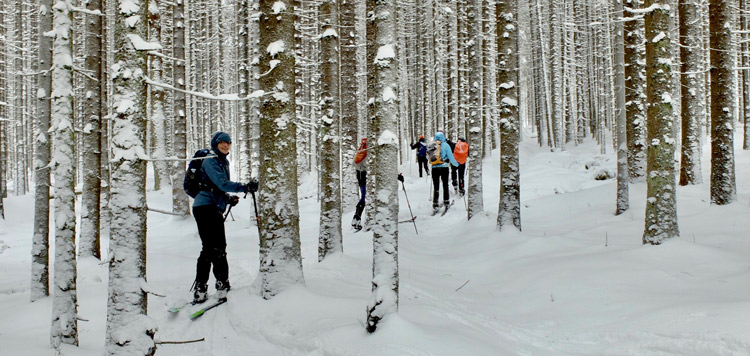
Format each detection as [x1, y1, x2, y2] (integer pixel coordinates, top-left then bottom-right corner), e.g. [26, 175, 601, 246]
[211, 131, 232, 151]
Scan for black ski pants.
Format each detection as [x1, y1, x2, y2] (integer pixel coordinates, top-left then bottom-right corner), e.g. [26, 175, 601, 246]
[193, 205, 229, 285]
[432, 166, 450, 206]
[451, 163, 466, 191]
[416, 156, 429, 177]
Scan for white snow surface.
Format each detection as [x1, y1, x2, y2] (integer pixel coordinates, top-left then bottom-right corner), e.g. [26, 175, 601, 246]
[1, 134, 750, 355]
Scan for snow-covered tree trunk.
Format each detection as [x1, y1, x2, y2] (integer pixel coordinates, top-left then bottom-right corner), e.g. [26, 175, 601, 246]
[238, 0, 252, 181]
[257, 0, 305, 299]
[31, 0, 53, 302]
[340, 0, 359, 211]
[624, 0, 647, 182]
[13, 0, 28, 196]
[466, 0, 483, 220]
[318, 0, 342, 262]
[549, 0, 563, 150]
[79, 0, 104, 259]
[614, 0, 629, 216]
[105, 0, 156, 354]
[678, 0, 704, 186]
[365, 0, 399, 333]
[149, 0, 169, 192]
[496, 0, 520, 231]
[50, 0, 78, 348]
[642, 0, 679, 245]
[743, 0, 750, 151]
[0, 2, 4, 219]
[708, 0, 736, 205]
[171, 0, 189, 216]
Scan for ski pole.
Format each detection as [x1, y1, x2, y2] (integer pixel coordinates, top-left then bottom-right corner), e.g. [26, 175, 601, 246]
[428, 173, 433, 202]
[401, 181, 418, 235]
[223, 205, 234, 222]
[251, 191, 261, 236]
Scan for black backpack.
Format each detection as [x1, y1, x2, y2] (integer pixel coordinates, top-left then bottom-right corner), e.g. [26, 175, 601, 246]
[183, 148, 215, 198]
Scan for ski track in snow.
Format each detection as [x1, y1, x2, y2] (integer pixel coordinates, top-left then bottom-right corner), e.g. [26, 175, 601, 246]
[2, 137, 750, 355]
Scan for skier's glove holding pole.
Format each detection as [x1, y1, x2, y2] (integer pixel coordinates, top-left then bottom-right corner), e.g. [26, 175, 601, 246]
[397, 173, 404, 183]
[228, 195, 240, 207]
[245, 178, 259, 194]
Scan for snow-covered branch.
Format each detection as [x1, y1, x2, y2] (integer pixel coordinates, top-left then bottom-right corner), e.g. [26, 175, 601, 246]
[70, 6, 103, 16]
[144, 77, 266, 101]
[623, 3, 670, 15]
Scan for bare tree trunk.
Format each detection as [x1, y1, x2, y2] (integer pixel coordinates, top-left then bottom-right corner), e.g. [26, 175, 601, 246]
[466, 0, 483, 219]
[496, 0, 520, 231]
[614, 0, 629, 216]
[31, 0, 53, 302]
[149, 0, 169, 192]
[678, 0, 705, 185]
[172, 0, 190, 215]
[642, 0, 679, 245]
[624, 0, 647, 182]
[743, 0, 750, 150]
[79, 0, 104, 259]
[318, 0, 342, 261]
[708, 0, 736, 205]
[340, 0, 359, 211]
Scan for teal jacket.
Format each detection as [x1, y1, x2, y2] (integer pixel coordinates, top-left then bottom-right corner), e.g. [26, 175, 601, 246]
[432, 132, 459, 168]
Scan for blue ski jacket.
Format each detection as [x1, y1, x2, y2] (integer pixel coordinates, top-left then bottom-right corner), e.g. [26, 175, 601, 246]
[432, 131, 459, 168]
[192, 132, 246, 211]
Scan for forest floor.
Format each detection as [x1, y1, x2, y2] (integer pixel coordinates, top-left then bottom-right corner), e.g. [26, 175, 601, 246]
[1, 134, 749, 355]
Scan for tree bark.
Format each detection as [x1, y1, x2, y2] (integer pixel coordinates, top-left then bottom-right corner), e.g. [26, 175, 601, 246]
[106, 0, 156, 354]
[50, 0, 78, 347]
[708, 0, 736, 205]
[31, 0, 53, 301]
[642, 0, 679, 245]
[496, 0, 521, 230]
[79, 0, 104, 259]
[365, 0, 399, 333]
[678, 0, 704, 186]
[318, 0, 343, 262]
[466, 0, 483, 219]
[257, 0, 305, 299]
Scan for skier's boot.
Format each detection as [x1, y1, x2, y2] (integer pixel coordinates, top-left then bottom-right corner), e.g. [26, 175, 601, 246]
[432, 203, 440, 215]
[192, 281, 208, 304]
[215, 280, 231, 302]
[352, 201, 365, 231]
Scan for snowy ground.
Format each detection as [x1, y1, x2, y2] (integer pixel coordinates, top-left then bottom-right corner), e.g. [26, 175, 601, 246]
[1, 135, 749, 356]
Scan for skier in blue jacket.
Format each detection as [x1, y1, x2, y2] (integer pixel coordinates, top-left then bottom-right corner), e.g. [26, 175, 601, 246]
[192, 131, 258, 303]
[430, 131, 459, 213]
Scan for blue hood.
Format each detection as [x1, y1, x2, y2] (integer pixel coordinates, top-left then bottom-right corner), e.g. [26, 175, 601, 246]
[211, 132, 232, 156]
[434, 131, 446, 142]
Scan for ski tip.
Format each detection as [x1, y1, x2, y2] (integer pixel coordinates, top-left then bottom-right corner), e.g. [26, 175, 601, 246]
[168, 307, 181, 313]
[189, 310, 205, 320]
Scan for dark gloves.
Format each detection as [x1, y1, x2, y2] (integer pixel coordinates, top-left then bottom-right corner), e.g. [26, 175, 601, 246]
[397, 173, 404, 183]
[228, 195, 240, 207]
[245, 178, 259, 193]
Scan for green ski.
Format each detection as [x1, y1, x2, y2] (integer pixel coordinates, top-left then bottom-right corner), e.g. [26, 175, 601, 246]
[189, 299, 227, 320]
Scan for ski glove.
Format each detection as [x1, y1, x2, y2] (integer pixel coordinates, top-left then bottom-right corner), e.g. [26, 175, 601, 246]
[397, 173, 404, 183]
[245, 178, 259, 193]
[228, 195, 240, 207]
